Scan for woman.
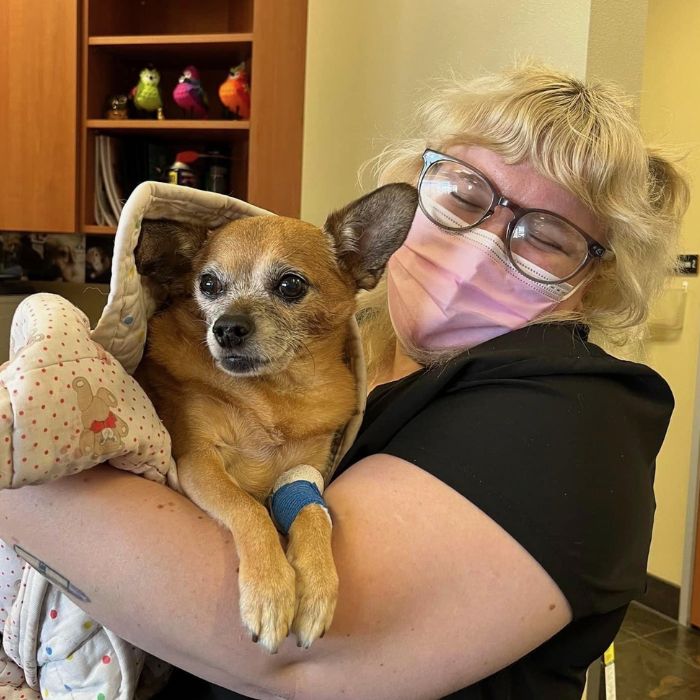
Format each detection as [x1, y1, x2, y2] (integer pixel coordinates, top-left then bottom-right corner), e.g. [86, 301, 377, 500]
[0, 64, 689, 699]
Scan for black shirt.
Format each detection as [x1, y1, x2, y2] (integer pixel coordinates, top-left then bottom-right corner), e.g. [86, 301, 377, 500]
[159, 322, 674, 699]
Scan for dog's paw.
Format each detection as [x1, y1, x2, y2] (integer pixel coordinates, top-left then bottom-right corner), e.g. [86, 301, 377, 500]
[288, 549, 339, 649]
[238, 553, 296, 654]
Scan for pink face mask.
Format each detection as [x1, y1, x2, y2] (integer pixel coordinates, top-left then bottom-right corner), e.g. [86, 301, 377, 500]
[386, 208, 581, 353]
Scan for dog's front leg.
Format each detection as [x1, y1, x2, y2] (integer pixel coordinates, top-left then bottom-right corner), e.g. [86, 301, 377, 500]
[286, 504, 339, 648]
[177, 450, 296, 653]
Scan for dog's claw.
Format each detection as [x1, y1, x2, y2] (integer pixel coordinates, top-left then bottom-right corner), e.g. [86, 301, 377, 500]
[238, 554, 296, 654]
[287, 547, 338, 650]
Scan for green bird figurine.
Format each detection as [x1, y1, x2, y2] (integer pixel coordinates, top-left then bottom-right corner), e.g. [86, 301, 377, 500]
[131, 66, 163, 117]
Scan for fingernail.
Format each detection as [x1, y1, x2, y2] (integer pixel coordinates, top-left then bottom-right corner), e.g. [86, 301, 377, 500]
[320, 630, 325, 639]
[297, 640, 302, 648]
[252, 634, 259, 643]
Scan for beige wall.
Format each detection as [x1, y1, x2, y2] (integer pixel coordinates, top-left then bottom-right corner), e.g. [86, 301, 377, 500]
[302, 1, 700, 586]
[587, 0, 648, 117]
[640, 0, 700, 586]
[301, 0, 592, 225]
[302, 0, 650, 226]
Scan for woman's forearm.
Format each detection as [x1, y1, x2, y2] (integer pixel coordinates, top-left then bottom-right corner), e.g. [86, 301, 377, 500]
[0, 466, 299, 697]
[0, 457, 573, 699]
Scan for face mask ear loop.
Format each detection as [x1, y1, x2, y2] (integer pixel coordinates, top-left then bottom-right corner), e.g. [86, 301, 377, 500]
[558, 267, 598, 303]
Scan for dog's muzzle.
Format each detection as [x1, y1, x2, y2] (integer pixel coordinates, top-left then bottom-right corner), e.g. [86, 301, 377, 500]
[213, 314, 255, 349]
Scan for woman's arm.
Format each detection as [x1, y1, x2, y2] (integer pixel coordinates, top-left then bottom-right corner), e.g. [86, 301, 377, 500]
[0, 457, 571, 699]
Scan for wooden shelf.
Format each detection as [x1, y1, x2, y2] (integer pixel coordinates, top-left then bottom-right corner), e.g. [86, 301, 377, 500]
[83, 224, 117, 235]
[87, 119, 249, 132]
[89, 33, 253, 46]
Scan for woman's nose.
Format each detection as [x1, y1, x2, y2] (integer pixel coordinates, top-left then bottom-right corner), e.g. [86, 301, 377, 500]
[477, 206, 512, 239]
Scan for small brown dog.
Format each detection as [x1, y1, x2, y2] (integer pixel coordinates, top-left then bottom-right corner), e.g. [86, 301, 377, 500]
[135, 184, 417, 652]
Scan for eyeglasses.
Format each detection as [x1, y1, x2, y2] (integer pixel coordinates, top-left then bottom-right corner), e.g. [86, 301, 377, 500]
[417, 149, 613, 284]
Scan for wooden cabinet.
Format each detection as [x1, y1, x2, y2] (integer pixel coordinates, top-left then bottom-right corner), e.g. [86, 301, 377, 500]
[0, 0, 79, 233]
[0, 0, 307, 236]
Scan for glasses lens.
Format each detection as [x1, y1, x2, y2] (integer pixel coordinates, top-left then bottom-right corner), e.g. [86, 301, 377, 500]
[509, 212, 589, 283]
[419, 160, 493, 229]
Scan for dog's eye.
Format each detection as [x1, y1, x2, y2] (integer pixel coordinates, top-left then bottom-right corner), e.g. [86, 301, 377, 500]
[199, 273, 224, 296]
[277, 274, 307, 301]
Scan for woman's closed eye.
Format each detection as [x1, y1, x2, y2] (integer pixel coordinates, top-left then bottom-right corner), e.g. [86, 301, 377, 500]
[527, 231, 565, 252]
[449, 190, 486, 212]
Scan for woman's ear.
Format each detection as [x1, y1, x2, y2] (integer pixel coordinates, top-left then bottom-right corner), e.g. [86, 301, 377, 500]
[323, 183, 418, 290]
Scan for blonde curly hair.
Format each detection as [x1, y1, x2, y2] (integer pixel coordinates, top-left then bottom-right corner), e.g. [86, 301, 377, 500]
[358, 63, 690, 384]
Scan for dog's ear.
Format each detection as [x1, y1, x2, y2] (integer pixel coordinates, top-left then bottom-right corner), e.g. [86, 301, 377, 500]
[134, 219, 209, 294]
[323, 183, 418, 290]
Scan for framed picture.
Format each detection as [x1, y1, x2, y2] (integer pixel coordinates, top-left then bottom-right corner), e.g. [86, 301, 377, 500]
[0, 233, 86, 283]
[85, 236, 114, 284]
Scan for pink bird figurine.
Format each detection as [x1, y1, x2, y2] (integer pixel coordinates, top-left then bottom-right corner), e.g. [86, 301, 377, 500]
[219, 62, 251, 120]
[173, 65, 209, 119]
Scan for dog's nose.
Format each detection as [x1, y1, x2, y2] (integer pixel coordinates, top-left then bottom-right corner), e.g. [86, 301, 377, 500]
[213, 314, 255, 348]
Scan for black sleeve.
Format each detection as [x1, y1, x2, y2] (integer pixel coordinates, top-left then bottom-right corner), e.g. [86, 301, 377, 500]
[379, 372, 669, 619]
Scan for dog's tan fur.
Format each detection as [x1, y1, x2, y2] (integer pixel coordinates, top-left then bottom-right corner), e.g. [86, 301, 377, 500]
[135, 185, 417, 652]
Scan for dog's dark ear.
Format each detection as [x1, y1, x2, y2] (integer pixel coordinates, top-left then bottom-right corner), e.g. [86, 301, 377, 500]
[134, 219, 209, 294]
[323, 183, 418, 290]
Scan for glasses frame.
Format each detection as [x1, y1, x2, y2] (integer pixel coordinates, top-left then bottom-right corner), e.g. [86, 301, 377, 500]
[418, 149, 613, 284]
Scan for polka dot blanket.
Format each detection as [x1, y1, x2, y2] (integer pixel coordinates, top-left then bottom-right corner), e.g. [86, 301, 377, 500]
[0, 182, 368, 700]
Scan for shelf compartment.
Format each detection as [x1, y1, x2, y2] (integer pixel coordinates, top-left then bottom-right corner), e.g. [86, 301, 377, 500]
[86, 48, 252, 120]
[87, 0, 254, 36]
[88, 34, 253, 66]
[81, 130, 249, 233]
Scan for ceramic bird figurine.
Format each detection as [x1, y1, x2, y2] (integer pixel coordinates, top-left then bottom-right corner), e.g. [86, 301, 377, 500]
[173, 65, 209, 119]
[131, 66, 163, 117]
[218, 62, 251, 120]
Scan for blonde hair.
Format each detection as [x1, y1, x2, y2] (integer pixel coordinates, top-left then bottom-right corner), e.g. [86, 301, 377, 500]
[359, 62, 690, 384]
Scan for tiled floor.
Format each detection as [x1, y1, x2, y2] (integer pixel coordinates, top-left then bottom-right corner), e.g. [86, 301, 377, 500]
[612, 602, 700, 698]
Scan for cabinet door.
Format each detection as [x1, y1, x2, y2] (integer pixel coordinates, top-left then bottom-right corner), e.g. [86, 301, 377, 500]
[0, 0, 78, 232]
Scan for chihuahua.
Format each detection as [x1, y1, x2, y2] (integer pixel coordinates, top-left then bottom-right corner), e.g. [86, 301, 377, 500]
[134, 184, 418, 652]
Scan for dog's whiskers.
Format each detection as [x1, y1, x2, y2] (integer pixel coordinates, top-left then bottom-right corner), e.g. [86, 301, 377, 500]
[297, 339, 316, 376]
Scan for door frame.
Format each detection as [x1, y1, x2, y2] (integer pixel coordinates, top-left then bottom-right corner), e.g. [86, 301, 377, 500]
[679, 352, 700, 625]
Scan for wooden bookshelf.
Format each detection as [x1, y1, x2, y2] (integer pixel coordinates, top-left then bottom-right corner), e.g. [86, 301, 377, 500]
[79, 0, 307, 234]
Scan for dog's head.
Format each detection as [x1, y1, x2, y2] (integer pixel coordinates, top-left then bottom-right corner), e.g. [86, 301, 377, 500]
[136, 183, 417, 376]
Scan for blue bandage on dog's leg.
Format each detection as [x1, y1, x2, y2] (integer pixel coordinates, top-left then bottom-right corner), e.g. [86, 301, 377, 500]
[270, 465, 330, 535]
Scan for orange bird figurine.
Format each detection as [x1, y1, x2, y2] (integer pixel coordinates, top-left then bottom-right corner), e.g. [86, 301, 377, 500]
[219, 62, 251, 120]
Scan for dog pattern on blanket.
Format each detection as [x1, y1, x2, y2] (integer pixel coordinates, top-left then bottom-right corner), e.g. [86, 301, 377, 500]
[0, 294, 170, 489]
